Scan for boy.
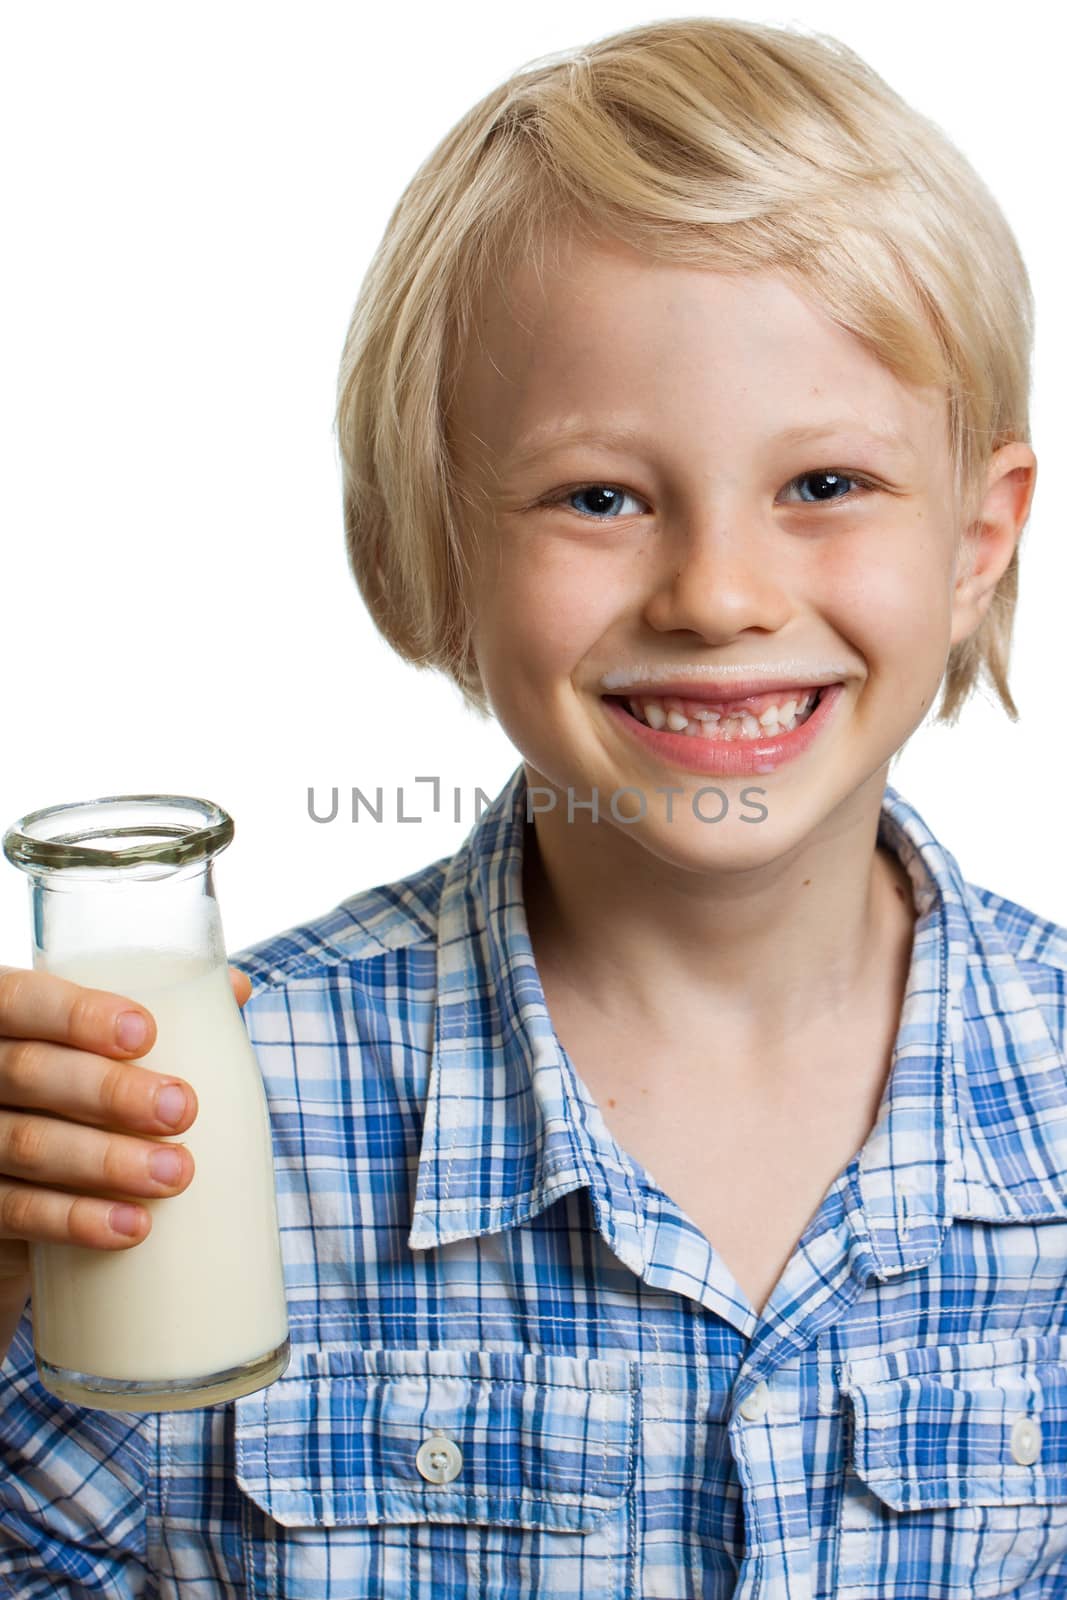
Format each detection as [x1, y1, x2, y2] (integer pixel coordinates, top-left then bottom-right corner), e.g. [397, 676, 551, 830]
[0, 16, 1060, 1599]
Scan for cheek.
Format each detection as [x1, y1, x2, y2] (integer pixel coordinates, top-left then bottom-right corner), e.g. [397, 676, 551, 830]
[473, 540, 617, 684]
[821, 524, 951, 662]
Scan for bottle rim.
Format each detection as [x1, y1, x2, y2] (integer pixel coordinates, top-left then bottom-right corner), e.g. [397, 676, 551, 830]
[1, 794, 234, 872]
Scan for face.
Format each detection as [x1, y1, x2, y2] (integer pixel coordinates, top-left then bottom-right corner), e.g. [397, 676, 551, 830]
[449, 231, 1025, 873]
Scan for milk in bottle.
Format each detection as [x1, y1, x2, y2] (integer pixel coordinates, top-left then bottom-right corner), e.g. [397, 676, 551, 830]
[1, 793, 291, 1411]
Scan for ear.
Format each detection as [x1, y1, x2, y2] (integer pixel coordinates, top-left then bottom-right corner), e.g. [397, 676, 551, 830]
[949, 443, 1038, 648]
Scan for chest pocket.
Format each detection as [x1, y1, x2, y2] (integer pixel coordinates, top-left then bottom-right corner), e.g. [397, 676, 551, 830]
[233, 1345, 640, 1600]
[837, 1333, 1067, 1599]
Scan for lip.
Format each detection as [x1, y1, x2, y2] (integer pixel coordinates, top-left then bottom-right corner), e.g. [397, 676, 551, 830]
[601, 683, 846, 776]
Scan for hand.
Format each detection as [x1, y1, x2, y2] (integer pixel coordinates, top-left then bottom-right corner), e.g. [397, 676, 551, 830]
[0, 964, 254, 1280]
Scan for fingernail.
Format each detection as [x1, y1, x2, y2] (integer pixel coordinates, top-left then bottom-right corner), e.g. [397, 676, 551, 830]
[149, 1148, 183, 1184]
[116, 1012, 148, 1050]
[109, 1204, 144, 1236]
[155, 1084, 187, 1127]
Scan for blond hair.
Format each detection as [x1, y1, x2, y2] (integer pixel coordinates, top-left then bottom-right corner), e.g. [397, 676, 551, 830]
[335, 17, 1035, 724]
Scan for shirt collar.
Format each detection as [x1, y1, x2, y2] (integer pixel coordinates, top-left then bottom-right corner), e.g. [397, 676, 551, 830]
[873, 785, 1067, 1239]
[408, 766, 1067, 1275]
[407, 763, 646, 1273]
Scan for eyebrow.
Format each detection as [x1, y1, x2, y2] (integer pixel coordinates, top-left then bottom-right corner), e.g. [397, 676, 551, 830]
[505, 417, 918, 466]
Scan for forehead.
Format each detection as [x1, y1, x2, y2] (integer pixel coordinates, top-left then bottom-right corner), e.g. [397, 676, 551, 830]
[449, 231, 946, 482]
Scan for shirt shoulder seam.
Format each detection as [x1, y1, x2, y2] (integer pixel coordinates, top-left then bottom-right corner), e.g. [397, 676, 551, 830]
[226, 862, 448, 991]
[967, 880, 1067, 976]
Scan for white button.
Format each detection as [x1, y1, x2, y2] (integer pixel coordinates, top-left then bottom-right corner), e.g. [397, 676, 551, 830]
[1010, 1416, 1041, 1466]
[415, 1430, 463, 1484]
[738, 1380, 770, 1421]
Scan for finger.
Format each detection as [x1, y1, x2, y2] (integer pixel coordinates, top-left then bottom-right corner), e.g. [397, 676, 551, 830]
[0, 1179, 153, 1251]
[0, 1036, 198, 1136]
[229, 966, 253, 1007]
[0, 1108, 193, 1201]
[0, 966, 156, 1060]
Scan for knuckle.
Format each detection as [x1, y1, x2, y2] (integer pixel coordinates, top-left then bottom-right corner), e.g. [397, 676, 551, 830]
[3, 1036, 49, 1093]
[97, 1059, 137, 1124]
[0, 1183, 36, 1238]
[99, 1136, 131, 1189]
[66, 987, 106, 1044]
[8, 1115, 47, 1172]
[0, 968, 31, 1025]
[65, 1195, 107, 1248]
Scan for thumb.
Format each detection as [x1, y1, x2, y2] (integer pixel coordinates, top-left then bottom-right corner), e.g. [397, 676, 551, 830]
[228, 965, 253, 1007]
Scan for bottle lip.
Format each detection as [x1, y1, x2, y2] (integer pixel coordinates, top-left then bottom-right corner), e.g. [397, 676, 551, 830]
[1, 794, 234, 873]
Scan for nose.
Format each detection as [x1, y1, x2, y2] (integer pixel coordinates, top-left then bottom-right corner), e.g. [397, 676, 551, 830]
[641, 516, 793, 640]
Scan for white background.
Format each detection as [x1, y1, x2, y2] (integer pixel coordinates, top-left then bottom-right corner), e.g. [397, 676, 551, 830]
[1, 1, 1062, 965]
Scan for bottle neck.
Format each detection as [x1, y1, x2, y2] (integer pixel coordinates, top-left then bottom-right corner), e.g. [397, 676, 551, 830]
[27, 858, 227, 970]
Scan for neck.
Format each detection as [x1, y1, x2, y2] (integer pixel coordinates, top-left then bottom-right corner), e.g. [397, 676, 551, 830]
[520, 765, 916, 1060]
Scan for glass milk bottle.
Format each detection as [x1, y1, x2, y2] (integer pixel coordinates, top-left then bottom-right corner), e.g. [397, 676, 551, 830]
[1, 794, 290, 1412]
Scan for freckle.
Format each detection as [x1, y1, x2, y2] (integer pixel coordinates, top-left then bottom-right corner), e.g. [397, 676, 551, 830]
[641, 1087, 649, 1095]
[607, 1097, 616, 1109]
[802, 878, 811, 887]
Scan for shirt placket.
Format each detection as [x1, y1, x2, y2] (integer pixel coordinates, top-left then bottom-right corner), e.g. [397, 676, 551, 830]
[729, 1358, 814, 1599]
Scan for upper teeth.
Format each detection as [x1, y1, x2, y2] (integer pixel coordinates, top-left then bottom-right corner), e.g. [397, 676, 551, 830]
[625, 691, 818, 739]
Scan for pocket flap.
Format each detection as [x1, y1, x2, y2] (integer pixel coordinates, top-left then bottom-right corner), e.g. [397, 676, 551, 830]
[839, 1333, 1067, 1512]
[234, 1346, 640, 1532]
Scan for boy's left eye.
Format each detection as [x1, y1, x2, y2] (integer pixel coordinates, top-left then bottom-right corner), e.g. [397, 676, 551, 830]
[539, 470, 878, 521]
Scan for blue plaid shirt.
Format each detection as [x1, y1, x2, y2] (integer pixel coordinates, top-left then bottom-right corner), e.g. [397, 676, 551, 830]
[2, 763, 1067, 1599]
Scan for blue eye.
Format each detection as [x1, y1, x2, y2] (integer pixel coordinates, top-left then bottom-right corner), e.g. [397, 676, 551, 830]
[554, 486, 644, 519]
[786, 470, 874, 504]
[543, 470, 876, 521]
